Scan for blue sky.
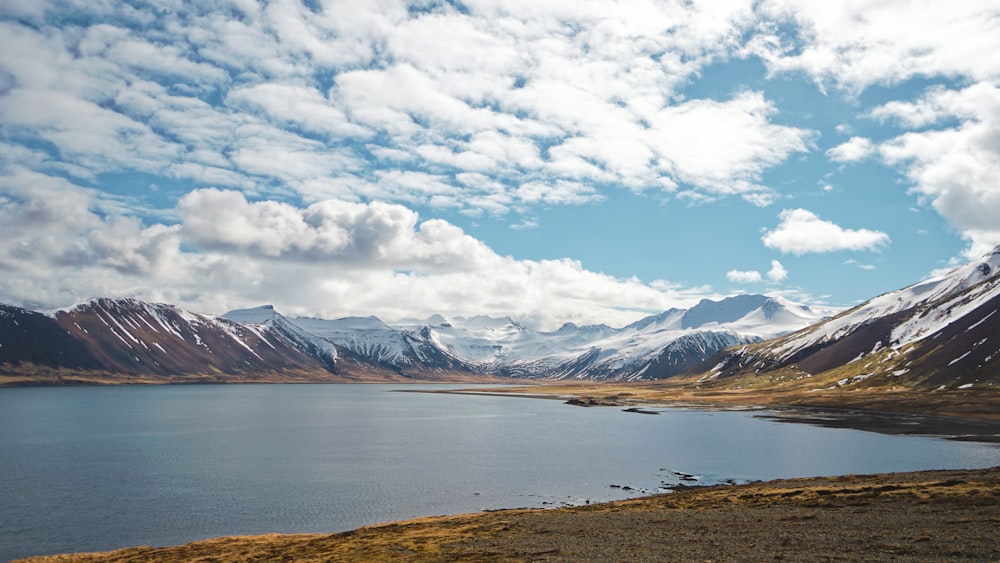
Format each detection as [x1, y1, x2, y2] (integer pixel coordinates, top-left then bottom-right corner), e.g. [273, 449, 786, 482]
[1, 1, 998, 329]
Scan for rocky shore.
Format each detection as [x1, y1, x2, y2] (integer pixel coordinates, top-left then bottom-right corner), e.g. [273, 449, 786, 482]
[18, 467, 1000, 562]
[452, 384, 1000, 442]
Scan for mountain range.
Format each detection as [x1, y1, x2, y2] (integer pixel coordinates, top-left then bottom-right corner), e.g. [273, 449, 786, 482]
[222, 292, 829, 381]
[2, 246, 998, 389]
[694, 246, 1000, 391]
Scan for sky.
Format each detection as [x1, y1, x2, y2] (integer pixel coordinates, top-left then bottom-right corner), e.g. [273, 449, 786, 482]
[1, 0, 999, 330]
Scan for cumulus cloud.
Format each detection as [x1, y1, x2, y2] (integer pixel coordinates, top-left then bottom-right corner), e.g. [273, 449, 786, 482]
[745, 2, 1000, 259]
[178, 188, 500, 271]
[874, 82, 1000, 257]
[727, 260, 787, 284]
[762, 209, 891, 255]
[766, 260, 788, 281]
[826, 137, 875, 163]
[0, 176, 723, 329]
[4, 0, 996, 324]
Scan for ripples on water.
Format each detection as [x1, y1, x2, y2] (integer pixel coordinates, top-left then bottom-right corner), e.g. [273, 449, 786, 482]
[1, 384, 998, 560]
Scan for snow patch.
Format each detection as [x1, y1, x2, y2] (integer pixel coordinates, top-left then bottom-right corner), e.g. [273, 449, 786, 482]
[948, 351, 972, 366]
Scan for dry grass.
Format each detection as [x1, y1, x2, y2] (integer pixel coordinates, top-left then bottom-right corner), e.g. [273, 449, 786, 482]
[19, 467, 1000, 562]
[460, 380, 1000, 421]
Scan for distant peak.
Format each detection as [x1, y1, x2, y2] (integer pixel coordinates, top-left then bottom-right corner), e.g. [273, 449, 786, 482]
[222, 305, 280, 324]
[424, 313, 447, 326]
[681, 294, 775, 329]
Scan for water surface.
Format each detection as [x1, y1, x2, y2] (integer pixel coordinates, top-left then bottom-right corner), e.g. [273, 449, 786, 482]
[1, 384, 997, 560]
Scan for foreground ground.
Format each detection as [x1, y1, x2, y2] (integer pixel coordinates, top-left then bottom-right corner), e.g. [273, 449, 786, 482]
[19, 467, 1000, 562]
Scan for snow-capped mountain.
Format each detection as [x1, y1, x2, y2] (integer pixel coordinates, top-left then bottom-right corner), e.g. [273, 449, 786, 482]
[702, 246, 1000, 390]
[220, 294, 832, 382]
[222, 305, 338, 372]
[5, 243, 995, 388]
[0, 304, 103, 370]
[0, 298, 336, 381]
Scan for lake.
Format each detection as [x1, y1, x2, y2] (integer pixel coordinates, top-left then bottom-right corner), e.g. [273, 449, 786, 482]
[1, 384, 998, 560]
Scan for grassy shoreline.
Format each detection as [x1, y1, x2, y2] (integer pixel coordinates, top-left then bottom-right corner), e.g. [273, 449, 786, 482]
[18, 467, 1000, 562]
[432, 382, 1000, 441]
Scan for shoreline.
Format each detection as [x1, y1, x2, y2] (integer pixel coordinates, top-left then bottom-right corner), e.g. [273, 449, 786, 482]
[18, 466, 1000, 562]
[428, 385, 1000, 443]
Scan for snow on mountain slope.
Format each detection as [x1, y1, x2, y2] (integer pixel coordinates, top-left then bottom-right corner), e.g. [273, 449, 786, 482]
[703, 246, 1000, 389]
[0, 304, 103, 370]
[223, 306, 338, 371]
[219, 294, 830, 381]
[52, 299, 333, 376]
[290, 315, 427, 366]
[411, 295, 828, 380]
[770, 247, 1000, 362]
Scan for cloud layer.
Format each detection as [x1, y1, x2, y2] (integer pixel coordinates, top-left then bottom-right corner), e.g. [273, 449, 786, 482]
[0, 177, 718, 329]
[0, 0, 815, 216]
[1, 0, 998, 323]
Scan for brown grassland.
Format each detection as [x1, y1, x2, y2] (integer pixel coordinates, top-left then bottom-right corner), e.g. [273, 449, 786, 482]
[18, 467, 1000, 562]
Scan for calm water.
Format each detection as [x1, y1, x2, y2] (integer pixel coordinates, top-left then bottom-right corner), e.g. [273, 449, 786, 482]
[1, 384, 998, 560]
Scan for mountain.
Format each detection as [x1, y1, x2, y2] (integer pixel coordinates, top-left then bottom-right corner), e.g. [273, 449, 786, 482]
[0, 293, 834, 384]
[225, 307, 474, 379]
[219, 295, 830, 382]
[698, 246, 1000, 390]
[222, 305, 338, 373]
[0, 298, 341, 383]
[417, 295, 829, 381]
[4, 246, 997, 389]
[0, 304, 103, 370]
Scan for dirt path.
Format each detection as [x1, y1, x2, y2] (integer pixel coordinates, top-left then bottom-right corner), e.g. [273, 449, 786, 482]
[19, 467, 1000, 562]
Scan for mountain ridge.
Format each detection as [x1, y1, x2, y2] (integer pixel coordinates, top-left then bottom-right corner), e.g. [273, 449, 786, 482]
[692, 246, 1000, 390]
[2, 247, 998, 388]
[226, 293, 824, 382]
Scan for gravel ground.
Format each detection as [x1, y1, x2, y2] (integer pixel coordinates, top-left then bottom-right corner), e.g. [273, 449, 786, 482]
[18, 467, 1000, 563]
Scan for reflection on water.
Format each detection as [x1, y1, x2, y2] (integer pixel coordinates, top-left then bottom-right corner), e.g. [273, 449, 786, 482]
[1, 384, 997, 560]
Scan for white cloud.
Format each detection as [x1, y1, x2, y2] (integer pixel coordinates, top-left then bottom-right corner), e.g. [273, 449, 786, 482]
[0, 177, 723, 330]
[766, 260, 788, 281]
[0, 2, 819, 219]
[762, 209, 891, 255]
[8, 0, 998, 325]
[875, 82, 1000, 257]
[515, 180, 603, 206]
[646, 92, 812, 194]
[826, 137, 875, 163]
[752, 1, 1000, 91]
[178, 188, 501, 271]
[227, 83, 371, 138]
[727, 260, 787, 283]
[844, 259, 876, 271]
[743, 2, 1000, 259]
[727, 269, 763, 283]
[742, 192, 776, 207]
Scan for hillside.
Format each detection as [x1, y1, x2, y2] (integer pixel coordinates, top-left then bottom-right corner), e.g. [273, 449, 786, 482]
[0, 299, 350, 384]
[690, 246, 1000, 392]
